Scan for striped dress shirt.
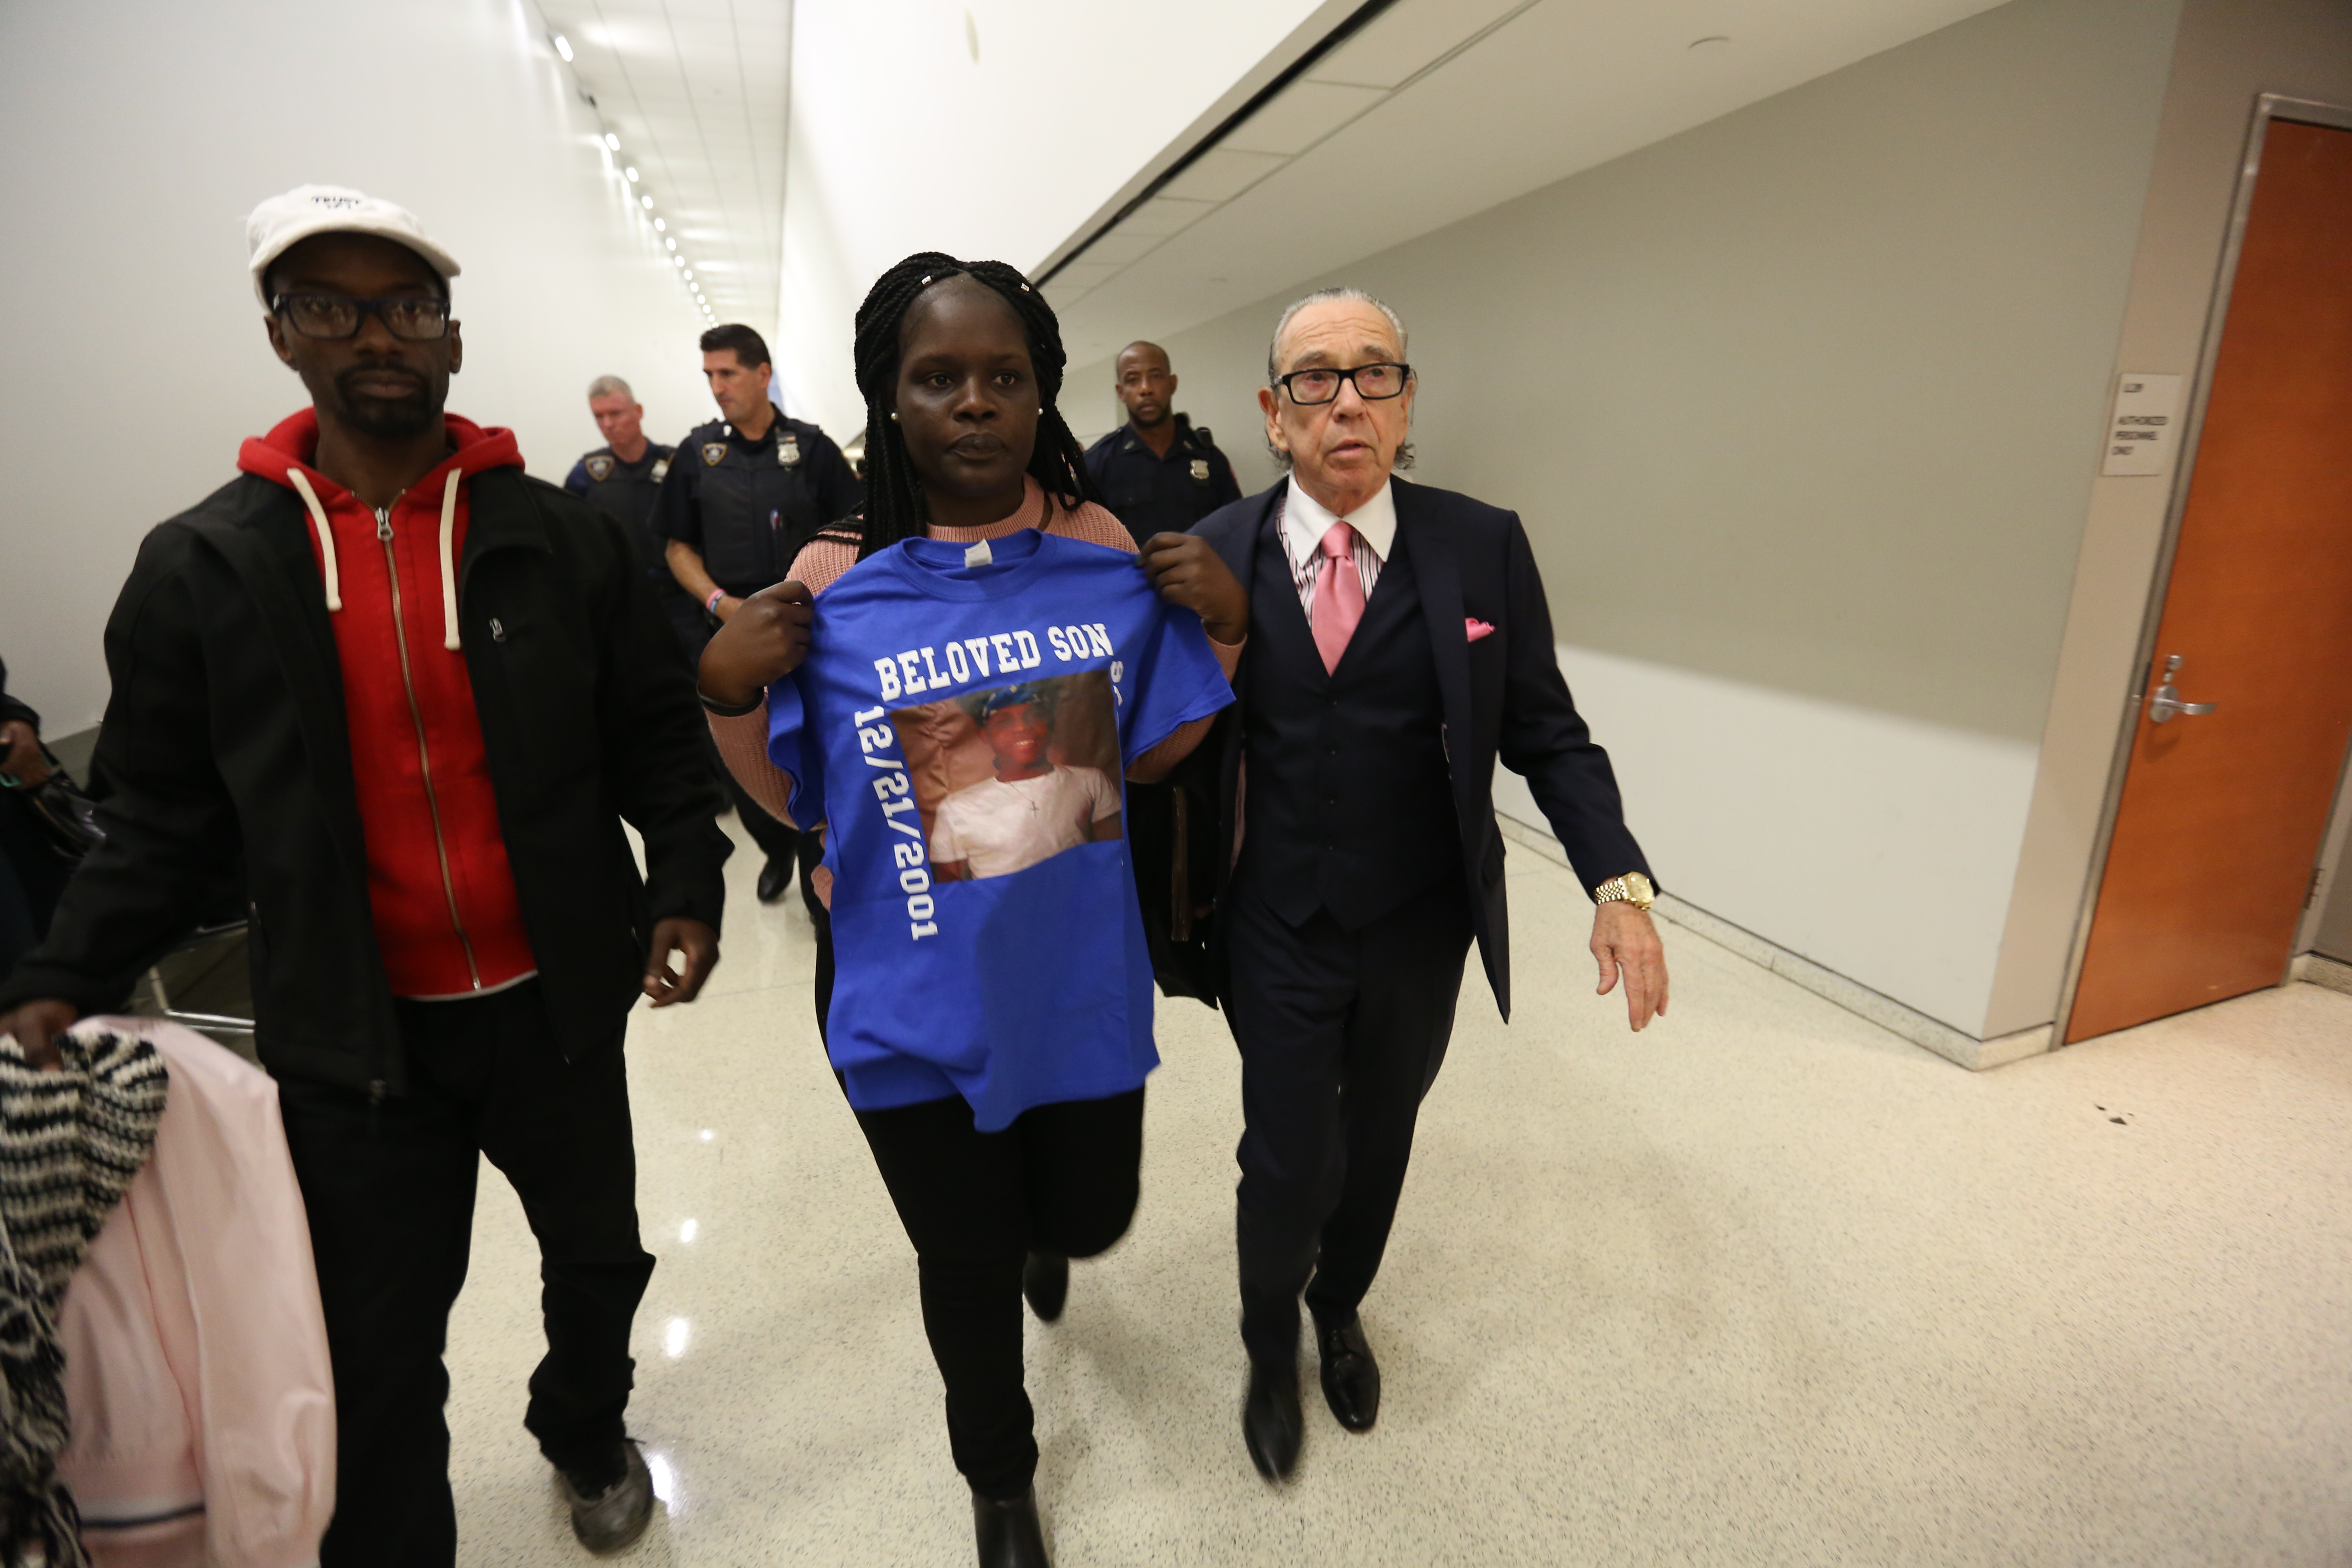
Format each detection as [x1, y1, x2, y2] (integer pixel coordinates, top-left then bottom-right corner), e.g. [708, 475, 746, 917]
[1277, 474, 1394, 616]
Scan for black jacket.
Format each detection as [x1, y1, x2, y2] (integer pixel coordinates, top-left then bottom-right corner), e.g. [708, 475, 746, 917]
[0, 659, 34, 734]
[0, 467, 731, 1093]
[1186, 477, 1650, 1018]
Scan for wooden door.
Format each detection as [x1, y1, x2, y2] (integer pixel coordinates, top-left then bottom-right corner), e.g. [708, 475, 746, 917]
[2067, 118, 2352, 1044]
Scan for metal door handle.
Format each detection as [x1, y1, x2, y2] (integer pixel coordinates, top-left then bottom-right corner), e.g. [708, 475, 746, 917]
[2146, 653, 2217, 724]
[2148, 687, 2216, 723]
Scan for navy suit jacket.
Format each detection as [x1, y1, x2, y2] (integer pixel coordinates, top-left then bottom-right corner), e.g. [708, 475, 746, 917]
[1191, 475, 1650, 1018]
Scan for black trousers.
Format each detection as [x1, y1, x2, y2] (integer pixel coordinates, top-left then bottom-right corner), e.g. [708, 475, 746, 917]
[717, 754, 802, 865]
[276, 981, 655, 1568]
[1226, 874, 1474, 1365]
[0, 793, 69, 978]
[854, 1088, 1145, 1499]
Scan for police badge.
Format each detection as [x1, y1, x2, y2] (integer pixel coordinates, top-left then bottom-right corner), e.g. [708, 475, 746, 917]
[778, 435, 801, 467]
[702, 442, 728, 466]
[1189, 458, 1211, 482]
[650, 459, 670, 481]
[585, 454, 615, 482]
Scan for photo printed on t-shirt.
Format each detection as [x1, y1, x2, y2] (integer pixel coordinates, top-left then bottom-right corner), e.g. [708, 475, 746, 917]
[886, 669, 1121, 884]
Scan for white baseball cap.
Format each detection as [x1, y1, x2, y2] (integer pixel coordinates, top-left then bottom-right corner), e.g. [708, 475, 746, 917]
[245, 184, 461, 307]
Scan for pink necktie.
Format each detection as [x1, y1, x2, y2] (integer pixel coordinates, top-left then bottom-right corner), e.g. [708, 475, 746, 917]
[1310, 519, 1366, 674]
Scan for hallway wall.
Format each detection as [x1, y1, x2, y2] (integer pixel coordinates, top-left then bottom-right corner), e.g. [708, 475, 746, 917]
[0, 0, 712, 732]
[2321, 859, 2352, 964]
[1069, 0, 2181, 1035]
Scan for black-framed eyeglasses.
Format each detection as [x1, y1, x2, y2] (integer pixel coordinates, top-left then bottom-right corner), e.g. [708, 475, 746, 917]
[271, 293, 452, 342]
[1271, 361, 1411, 405]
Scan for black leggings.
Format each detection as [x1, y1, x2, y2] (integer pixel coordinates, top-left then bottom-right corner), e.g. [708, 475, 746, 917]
[853, 1087, 1145, 1499]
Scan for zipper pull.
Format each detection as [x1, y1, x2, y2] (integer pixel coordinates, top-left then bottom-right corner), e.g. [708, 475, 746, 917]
[374, 506, 392, 542]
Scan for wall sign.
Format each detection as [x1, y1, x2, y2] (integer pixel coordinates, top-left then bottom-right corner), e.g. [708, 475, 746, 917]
[2101, 372, 2184, 476]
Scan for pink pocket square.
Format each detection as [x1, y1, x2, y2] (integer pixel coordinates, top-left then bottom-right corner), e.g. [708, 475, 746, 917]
[1465, 617, 1497, 643]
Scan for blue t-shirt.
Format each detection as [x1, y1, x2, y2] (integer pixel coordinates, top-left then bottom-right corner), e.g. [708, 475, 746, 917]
[768, 527, 1233, 1131]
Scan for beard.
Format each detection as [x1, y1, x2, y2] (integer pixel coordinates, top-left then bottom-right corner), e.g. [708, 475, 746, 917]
[330, 364, 443, 439]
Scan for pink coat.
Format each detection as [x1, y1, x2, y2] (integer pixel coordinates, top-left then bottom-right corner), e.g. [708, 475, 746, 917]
[58, 1019, 334, 1568]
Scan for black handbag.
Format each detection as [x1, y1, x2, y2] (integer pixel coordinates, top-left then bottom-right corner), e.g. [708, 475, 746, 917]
[2, 746, 104, 863]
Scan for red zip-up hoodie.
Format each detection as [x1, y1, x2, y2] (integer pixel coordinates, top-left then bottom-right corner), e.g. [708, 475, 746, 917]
[238, 409, 538, 998]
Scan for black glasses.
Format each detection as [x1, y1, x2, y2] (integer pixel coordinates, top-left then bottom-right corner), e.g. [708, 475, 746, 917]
[272, 293, 452, 342]
[1271, 362, 1411, 405]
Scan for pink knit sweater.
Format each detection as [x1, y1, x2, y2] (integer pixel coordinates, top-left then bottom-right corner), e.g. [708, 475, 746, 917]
[708, 478, 1240, 868]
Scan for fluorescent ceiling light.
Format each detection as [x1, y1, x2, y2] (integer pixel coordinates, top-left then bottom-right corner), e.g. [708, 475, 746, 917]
[625, 167, 639, 183]
[640, 196, 653, 209]
[553, 33, 572, 62]
[665, 237, 676, 251]
[653, 218, 665, 232]
[604, 132, 619, 151]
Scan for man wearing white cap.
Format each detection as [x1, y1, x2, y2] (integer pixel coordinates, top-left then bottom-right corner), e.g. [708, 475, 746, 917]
[0, 186, 731, 1562]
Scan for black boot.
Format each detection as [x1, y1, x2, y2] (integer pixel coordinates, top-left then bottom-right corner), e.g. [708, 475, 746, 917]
[973, 1486, 1050, 1568]
[757, 855, 793, 903]
[1022, 1250, 1069, 1323]
[1242, 1355, 1303, 1480]
[554, 1439, 655, 1555]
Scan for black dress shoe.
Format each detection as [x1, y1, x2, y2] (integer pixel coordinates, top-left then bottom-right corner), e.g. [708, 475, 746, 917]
[1243, 1355, 1303, 1480]
[972, 1486, 1051, 1568]
[756, 855, 793, 903]
[1315, 1312, 1381, 1432]
[1022, 1251, 1068, 1323]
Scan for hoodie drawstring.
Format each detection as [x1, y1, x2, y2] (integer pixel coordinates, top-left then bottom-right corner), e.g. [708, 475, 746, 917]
[438, 470, 462, 652]
[286, 470, 342, 612]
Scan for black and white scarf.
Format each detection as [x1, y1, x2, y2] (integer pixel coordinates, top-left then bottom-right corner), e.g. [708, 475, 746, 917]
[0, 1026, 167, 1568]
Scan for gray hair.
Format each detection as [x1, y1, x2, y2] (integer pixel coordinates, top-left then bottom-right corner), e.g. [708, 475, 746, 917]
[586, 374, 635, 403]
[1265, 287, 1408, 382]
[1263, 287, 1414, 472]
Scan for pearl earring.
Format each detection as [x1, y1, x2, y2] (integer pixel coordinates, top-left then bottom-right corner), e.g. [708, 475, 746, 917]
[889, 412, 899, 423]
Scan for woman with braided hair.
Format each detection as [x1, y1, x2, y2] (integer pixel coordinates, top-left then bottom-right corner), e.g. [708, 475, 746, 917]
[699, 254, 1247, 1566]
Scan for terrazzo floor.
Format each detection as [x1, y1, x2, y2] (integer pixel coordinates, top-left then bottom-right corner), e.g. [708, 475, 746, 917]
[443, 817, 2352, 1566]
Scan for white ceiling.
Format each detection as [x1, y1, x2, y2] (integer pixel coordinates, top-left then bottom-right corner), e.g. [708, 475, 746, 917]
[1040, 0, 2017, 366]
[538, 0, 793, 334]
[515, 0, 2022, 396]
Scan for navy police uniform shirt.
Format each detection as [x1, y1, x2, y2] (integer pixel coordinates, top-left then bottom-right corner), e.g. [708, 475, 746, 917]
[653, 409, 863, 601]
[1083, 414, 1242, 545]
[564, 442, 679, 598]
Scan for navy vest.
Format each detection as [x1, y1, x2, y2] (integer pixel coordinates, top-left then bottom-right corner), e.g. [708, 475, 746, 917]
[577, 445, 679, 597]
[692, 419, 827, 598]
[1237, 507, 1459, 930]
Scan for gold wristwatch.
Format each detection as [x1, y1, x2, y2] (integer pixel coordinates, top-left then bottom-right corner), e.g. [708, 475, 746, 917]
[1593, 871, 1655, 912]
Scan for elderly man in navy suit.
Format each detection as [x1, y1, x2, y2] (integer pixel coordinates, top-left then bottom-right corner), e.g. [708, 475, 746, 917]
[1186, 287, 1669, 1480]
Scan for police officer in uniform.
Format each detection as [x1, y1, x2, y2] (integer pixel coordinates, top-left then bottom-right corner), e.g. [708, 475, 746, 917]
[1083, 340, 1242, 544]
[564, 375, 690, 646]
[1084, 342, 1245, 1002]
[655, 323, 861, 904]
